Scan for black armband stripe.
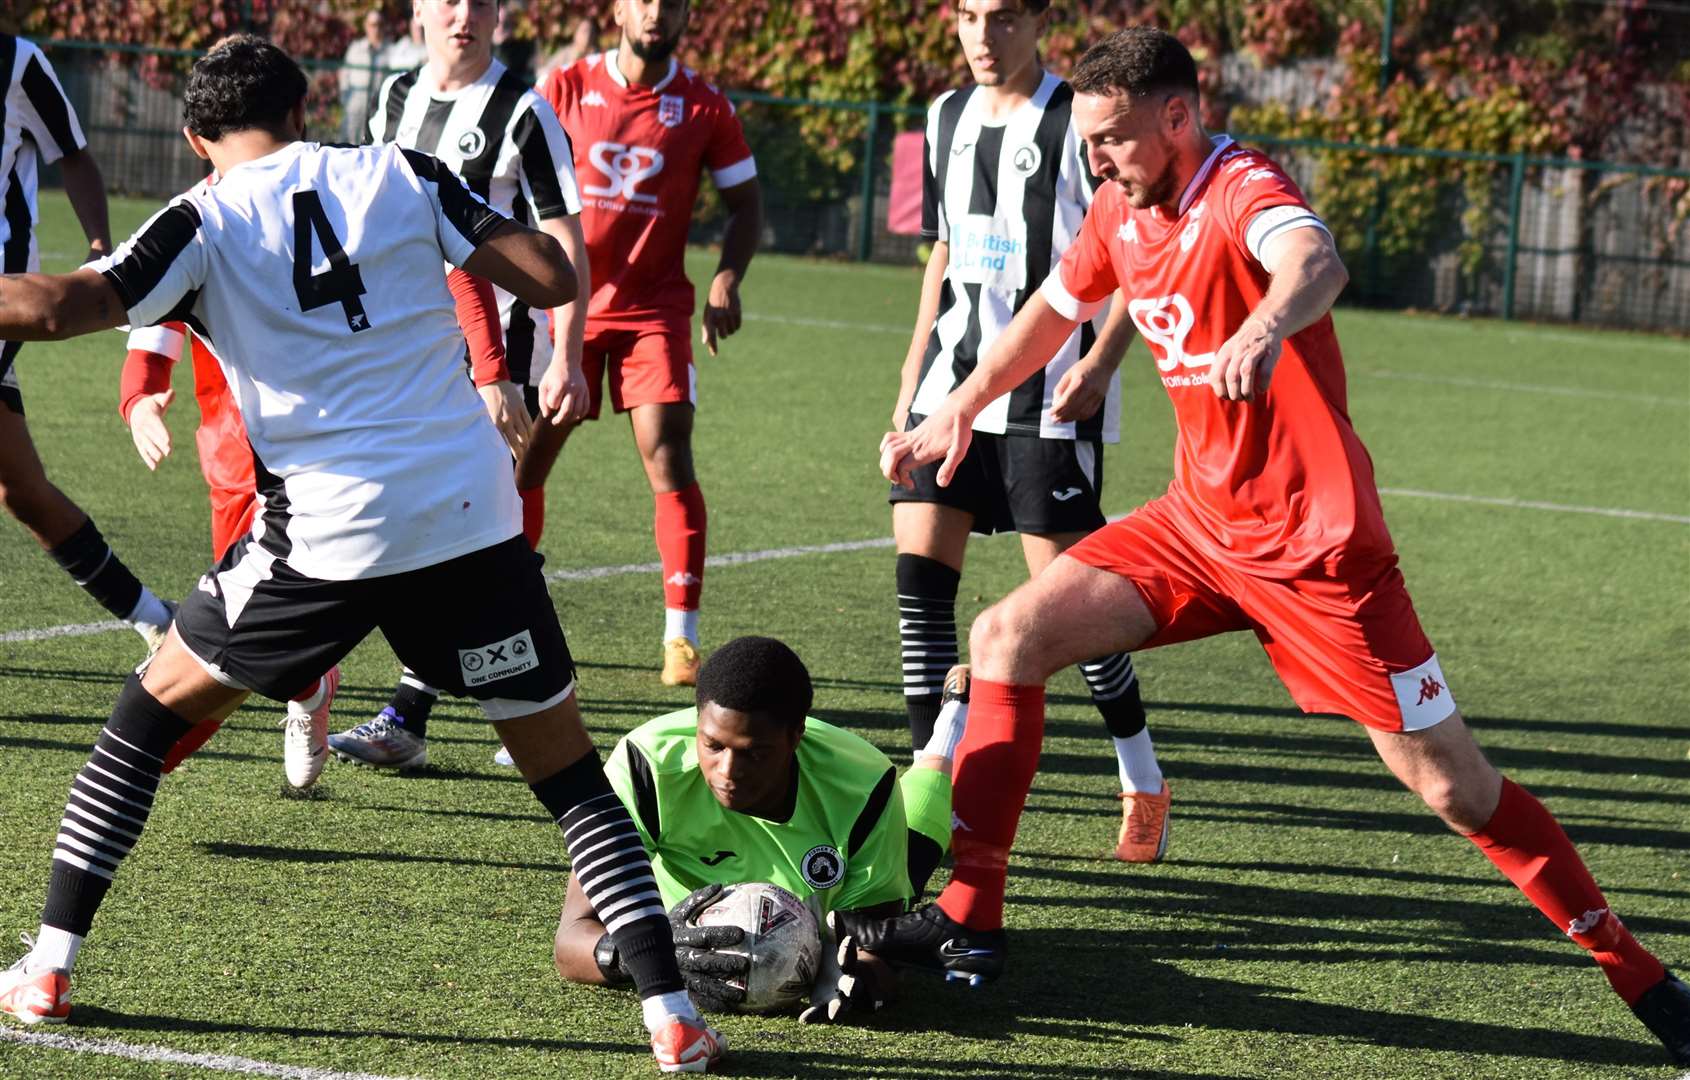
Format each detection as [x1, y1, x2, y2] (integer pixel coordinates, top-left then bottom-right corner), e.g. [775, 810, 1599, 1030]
[623, 743, 662, 846]
[399, 148, 506, 247]
[20, 55, 79, 156]
[98, 202, 202, 312]
[511, 108, 569, 220]
[848, 766, 899, 858]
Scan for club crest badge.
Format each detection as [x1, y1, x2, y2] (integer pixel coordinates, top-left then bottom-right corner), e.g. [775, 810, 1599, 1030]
[1011, 143, 1042, 177]
[800, 844, 845, 889]
[456, 127, 487, 159]
[658, 95, 684, 128]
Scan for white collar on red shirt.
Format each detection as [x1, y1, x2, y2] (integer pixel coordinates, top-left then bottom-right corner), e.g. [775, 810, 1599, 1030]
[1163, 134, 1237, 219]
[603, 48, 678, 94]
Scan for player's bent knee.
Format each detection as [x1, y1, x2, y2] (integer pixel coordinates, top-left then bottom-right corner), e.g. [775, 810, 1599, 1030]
[968, 601, 1048, 679]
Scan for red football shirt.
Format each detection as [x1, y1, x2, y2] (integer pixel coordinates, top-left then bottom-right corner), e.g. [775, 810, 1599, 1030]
[540, 51, 756, 330]
[1043, 137, 1395, 577]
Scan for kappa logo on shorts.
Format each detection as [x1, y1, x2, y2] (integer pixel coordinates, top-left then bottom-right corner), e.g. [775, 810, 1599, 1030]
[800, 844, 845, 889]
[458, 629, 539, 688]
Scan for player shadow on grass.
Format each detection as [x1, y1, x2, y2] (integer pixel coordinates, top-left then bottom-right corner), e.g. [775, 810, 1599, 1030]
[61, 1004, 633, 1057]
[198, 840, 565, 874]
[1001, 861, 1690, 959]
[856, 928, 1666, 1070]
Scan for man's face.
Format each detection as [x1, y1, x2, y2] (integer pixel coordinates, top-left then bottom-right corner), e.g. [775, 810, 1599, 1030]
[695, 702, 801, 816]
[415, 0, 497, 67]
[616, 0, 688, 65]
[956, 0, 1045, 87]
[364, 11, 384, 45]
[1073, 89, 1185, 210]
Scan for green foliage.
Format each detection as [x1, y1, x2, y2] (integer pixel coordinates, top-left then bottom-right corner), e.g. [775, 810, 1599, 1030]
[22, 0, 1689, 248]
[1234, 3, 1690, 289]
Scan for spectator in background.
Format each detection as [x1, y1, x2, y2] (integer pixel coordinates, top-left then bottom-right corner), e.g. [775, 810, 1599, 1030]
[383, 9, 427, 72]
[542, 16, 598, 81]
[493, 0, 537, 83]
[340, 8, 386, 141]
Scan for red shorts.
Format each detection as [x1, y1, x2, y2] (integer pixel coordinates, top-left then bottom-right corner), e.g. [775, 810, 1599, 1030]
[581, 321, 694, 419]
[1066, 496, 1455, 732]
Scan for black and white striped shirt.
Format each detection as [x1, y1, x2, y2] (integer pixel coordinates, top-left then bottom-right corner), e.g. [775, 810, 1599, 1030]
[0, 37, 83, 274]
[913, 71, 1120, 442]
[90, 143, 521, 581]
[371, 59, 581, 382]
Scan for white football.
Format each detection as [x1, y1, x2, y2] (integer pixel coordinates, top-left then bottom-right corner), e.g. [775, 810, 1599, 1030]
[686, 881, 822, 1014]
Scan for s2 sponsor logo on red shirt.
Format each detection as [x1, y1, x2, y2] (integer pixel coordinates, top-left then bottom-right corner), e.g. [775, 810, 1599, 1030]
[1127, 293, 1217, 372]
[584, 141, 665, 203]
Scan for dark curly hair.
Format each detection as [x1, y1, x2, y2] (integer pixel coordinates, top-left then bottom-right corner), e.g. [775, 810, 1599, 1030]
[1069, 26, 1198, 100]
[183, 34, 308, 141]
[695, 637, 812, 731]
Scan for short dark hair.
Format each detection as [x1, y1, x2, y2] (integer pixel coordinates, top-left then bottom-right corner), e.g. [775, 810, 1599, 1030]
[183, 34, 308, 141]
[696, 637, 813, 730]
[1069, 26, 1198, 100]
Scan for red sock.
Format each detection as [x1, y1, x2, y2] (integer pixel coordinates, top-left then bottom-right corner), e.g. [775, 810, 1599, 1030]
[161, 718, 223, 774]
[1467, 777, 1665, 1004]
[936, 679, 1045, 931]
[518, 486, 545, 549]
[653, 483, 706, 610]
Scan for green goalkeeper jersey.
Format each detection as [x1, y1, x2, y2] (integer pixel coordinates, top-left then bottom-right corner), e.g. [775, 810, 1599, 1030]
[603, 708, 913, 916]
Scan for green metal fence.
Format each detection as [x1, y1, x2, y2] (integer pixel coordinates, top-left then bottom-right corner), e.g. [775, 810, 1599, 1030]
[35, 39, 1690, 332]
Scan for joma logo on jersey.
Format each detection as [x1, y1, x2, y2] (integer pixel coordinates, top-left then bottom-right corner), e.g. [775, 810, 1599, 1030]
[584, 141, 665, 204]
[1127, 293, 1216, 373]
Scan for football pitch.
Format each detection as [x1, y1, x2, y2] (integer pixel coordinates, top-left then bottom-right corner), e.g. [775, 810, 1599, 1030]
[0, 195, 1686, 1079]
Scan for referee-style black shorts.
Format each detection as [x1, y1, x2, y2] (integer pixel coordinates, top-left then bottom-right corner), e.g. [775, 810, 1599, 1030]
[888, 426, 1107, 537]
[173, 533, 575, 720]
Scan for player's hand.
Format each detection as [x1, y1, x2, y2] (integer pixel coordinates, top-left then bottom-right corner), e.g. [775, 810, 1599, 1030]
[799, 935, 887, 1025]
[535, 356, 589, 427]
[478, 380, 532, 457]
[700, 271, 742, 357]
[669, 884, 749, 1012]
[1208, 316, 1282, 402]
[1049, 354, 1111, 424]
[890, 391, 915, 435]
[879, 405, 973, 490]
[127, 389, 175, 471]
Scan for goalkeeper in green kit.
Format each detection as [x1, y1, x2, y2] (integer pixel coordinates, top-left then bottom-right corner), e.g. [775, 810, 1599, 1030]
[554, 636, 963, 1023]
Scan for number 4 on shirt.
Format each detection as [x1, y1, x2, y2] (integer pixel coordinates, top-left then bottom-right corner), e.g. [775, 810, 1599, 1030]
[292, 190, 371, 332]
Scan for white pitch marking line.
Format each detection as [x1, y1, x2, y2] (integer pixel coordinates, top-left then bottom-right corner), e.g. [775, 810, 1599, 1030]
[1359, 368, 1690, 407]
[0, 1026, 422, 1080]
[3, 490, 1684, 647]
[1379, 487, 1690, 524]
[543, 535, 895, 583]
[743, 311, 907, 335]
[0, 618, 129, 644]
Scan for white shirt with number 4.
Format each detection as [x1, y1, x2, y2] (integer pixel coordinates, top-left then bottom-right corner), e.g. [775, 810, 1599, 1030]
[91, 141, 520, 581]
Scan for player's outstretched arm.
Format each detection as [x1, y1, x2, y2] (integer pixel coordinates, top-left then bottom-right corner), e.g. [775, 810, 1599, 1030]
[0, 268, 129, 341]
[700, 178, 762, 357]
[1209, 226, 1348, 402]
[1050, 287, 1135, 424]
[880, 291, 1079, 489]
[462, 220, 576, 313]
[58, 148, 112, 262]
